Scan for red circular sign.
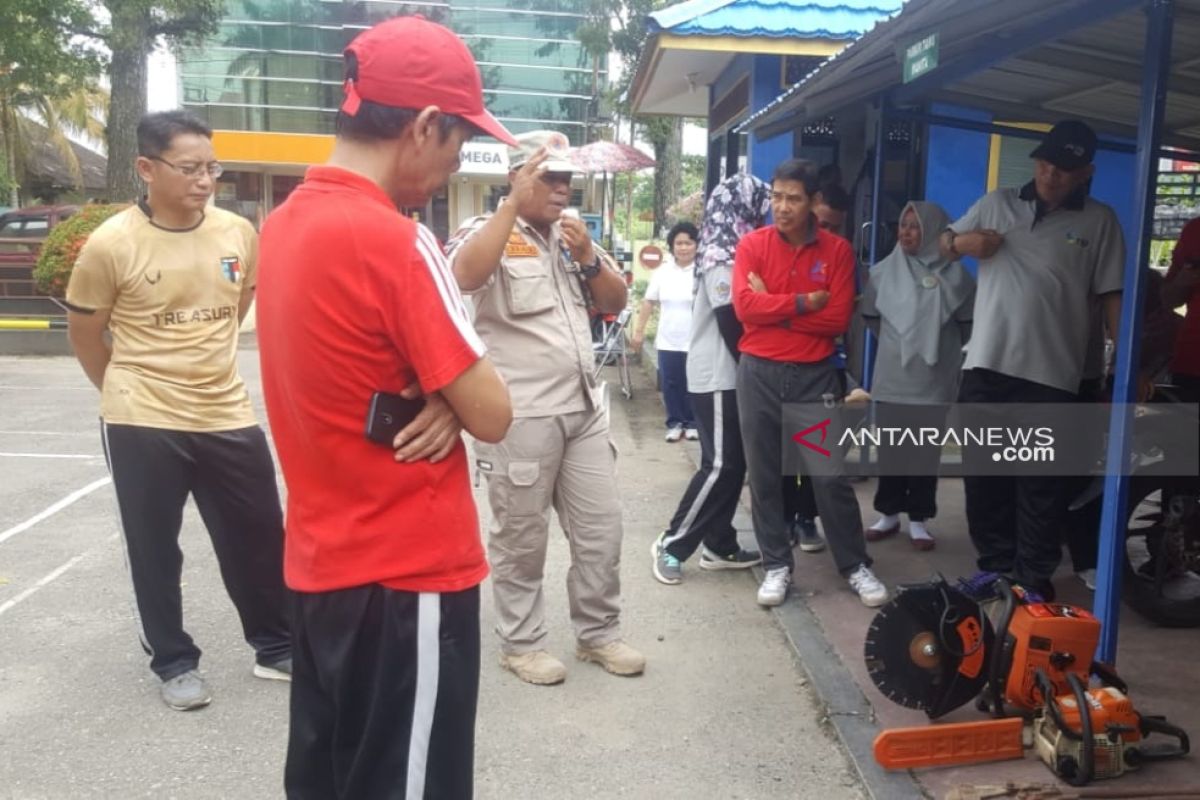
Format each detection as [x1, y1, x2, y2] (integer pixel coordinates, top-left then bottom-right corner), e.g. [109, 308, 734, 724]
[639, 245, 664, 269]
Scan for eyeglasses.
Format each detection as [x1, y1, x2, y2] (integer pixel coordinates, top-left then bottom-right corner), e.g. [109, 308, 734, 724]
[149, 156, 224, 179]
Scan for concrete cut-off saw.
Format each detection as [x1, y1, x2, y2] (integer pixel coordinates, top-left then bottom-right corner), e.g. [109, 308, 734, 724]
[863, 577, 1189, 785]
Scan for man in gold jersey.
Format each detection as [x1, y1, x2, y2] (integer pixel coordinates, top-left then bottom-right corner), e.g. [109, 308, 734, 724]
[65, 111, 292, 711]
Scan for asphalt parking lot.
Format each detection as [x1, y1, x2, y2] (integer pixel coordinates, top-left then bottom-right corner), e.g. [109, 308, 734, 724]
[0, 351, 867, 800]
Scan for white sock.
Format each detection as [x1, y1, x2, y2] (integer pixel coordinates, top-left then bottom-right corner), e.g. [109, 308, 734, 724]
[910, 521, 934, 541]
[870, 514, 900, 531]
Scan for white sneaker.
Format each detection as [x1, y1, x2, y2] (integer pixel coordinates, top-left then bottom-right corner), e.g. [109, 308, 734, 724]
[684, 427, 699, 441]
[1077, 569, 1097, 591]
[848, 565, 889, 607]
[665, 426, 684, 443]
[757, 567, 791, 607]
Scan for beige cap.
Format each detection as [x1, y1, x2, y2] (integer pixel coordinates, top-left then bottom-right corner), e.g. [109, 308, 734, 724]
[508, 130, 576, 173]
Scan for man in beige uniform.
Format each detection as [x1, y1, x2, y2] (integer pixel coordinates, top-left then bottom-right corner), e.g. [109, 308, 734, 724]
[446, 131, 644, 685]
[65, 110, 291, 711]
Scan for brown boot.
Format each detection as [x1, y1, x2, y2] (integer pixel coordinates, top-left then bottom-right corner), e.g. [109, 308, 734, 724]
[498, 650, 566, 685]
[575, 640, 646, 676]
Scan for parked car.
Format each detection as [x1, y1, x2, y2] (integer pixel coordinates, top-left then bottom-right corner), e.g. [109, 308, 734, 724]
[0, 205, 79, 239]
[0, 205, 80, 267]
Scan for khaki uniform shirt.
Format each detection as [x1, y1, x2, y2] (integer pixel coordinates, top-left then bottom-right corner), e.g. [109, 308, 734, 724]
[65, 204, 257, 432]
[447, 213, 613, 418]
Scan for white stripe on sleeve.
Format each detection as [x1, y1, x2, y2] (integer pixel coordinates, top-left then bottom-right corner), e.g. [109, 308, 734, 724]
[414, 224, 486, 356]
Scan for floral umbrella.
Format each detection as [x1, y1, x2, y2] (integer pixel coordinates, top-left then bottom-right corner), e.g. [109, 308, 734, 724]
[569, 140, 656, 173]
[569, 141, 656, 245]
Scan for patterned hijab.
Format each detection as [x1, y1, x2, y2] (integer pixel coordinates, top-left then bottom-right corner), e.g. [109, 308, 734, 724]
[695, 173, 771, 277]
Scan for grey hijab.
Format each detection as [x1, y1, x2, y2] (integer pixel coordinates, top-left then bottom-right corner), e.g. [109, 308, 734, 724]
[871, 201, 974, 368]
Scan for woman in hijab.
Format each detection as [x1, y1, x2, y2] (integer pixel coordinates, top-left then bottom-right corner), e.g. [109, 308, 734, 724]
[651, 173, 771, 585]
[860, 201, 975, 551]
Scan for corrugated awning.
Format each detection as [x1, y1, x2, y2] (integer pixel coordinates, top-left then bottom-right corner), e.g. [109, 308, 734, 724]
[628, 0, 901, 117]
[739, 0, 1200, 154]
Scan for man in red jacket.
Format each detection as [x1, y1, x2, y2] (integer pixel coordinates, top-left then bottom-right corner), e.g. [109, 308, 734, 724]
[733, 159, 888, 608]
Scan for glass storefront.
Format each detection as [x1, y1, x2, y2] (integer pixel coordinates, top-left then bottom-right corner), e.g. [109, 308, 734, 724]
[178, 0, 605, 139]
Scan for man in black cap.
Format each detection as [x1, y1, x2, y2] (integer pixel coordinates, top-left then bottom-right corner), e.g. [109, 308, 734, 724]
[940, 119, 1126, 600]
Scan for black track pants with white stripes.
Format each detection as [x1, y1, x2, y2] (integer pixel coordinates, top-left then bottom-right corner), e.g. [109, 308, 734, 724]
[661, 390, 746, 561]
[101, 422, 291, 681]
[286, 585, 481, 800]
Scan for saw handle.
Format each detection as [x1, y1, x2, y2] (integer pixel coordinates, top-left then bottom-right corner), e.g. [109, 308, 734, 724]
[1064, 672, 1094, 787]
[1137, 715, 1191, 762]
[988, 579, 1018, 719]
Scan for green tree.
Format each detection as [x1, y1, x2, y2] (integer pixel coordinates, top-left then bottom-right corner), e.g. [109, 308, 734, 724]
[90, 0, 224, 202]
[576, 0, 685, 233]
[0, 0, 103, 206]
[0, 80, 108, 205]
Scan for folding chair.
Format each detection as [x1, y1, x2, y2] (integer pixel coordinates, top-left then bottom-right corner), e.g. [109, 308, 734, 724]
[592, 307, 633, 400]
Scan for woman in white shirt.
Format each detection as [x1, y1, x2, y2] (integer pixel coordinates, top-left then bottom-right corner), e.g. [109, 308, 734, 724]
[632, 222, 699, 441]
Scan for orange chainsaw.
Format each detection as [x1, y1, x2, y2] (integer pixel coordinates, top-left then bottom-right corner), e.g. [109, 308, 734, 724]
[864, 577, 1189, 785]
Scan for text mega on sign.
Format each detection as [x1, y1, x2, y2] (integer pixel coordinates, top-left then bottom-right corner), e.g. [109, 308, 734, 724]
[456, 142, 509, 175]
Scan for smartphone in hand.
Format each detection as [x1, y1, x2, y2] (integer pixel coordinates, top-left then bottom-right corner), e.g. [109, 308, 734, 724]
[365, 391, 425, 446]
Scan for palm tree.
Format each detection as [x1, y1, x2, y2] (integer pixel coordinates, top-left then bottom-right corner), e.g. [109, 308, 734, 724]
[0, 78, 107, 207]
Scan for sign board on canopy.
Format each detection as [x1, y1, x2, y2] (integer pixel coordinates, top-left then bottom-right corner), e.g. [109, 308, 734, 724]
[903, 33, 939, 84]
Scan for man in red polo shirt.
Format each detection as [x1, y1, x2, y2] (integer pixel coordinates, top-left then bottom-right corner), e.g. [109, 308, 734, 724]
[1164, 216, 1200, 399]
[732, 159, 888, 609]
[255, 17, 514, 799]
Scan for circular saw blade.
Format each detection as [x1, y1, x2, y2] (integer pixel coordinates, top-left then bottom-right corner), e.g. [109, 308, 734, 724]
[864, 581, 994, 718]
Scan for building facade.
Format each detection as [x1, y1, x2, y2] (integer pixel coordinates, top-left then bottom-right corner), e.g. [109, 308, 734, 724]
[177, 0, 605, 237]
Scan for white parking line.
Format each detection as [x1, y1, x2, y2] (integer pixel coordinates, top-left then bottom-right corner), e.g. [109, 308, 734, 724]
[0, 476, 112, 546]
[0, 453, 100, 459]
[0, 533, 118, 619]
[0, 431, 87, 436]
[0, 555, 86, 618]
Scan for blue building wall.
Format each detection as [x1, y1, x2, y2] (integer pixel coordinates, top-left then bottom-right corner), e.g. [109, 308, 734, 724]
[711, 53, 754, 104]
[750, 55, 791, 183]
[923, 104, 992, 224]
[710, 53, 790, 185]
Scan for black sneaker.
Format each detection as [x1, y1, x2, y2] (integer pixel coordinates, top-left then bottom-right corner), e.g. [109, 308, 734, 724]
[698, 545, 762, 571]
[792, 517, 825, 553]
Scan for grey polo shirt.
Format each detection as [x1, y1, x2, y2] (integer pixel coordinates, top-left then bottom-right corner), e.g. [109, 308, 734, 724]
[949, 183, 1125, 393]
[687, 263, 738, 393]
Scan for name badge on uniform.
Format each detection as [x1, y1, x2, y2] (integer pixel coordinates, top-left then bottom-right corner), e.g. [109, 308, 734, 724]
[505, 231, 539, 258]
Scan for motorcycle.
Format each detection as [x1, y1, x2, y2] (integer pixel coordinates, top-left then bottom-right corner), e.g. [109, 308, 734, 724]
[1070, 387, 1200, 628]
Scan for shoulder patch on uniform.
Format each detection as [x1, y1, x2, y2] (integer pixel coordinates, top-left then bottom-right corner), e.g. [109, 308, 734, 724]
[714, 279, 731, 301]
[505, 231, 540, 258]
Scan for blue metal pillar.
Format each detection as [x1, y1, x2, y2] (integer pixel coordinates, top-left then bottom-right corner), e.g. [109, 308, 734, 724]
[862, 94, 886, 392]
[1094, 0, 1174, 664]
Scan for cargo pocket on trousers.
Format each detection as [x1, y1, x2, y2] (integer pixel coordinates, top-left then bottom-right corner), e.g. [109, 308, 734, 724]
[505, 459, 544, 517]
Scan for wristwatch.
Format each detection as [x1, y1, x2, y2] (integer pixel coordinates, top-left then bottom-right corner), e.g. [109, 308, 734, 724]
[945, 230, 961, 258]
[580, 256, 602, 280]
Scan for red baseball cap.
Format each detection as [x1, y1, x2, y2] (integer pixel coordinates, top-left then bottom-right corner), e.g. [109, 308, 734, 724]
[341, 16, 517, 146]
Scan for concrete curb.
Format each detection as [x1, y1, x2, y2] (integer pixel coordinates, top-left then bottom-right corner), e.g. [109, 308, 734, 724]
[634, 353, 926, 800]
[769, 584, 927, 800]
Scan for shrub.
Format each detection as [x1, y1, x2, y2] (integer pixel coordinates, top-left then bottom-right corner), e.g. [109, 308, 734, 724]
[33, 203, 129, 297]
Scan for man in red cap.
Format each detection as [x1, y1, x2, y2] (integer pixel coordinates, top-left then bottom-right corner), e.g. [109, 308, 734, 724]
[256, 15, 516, 798]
